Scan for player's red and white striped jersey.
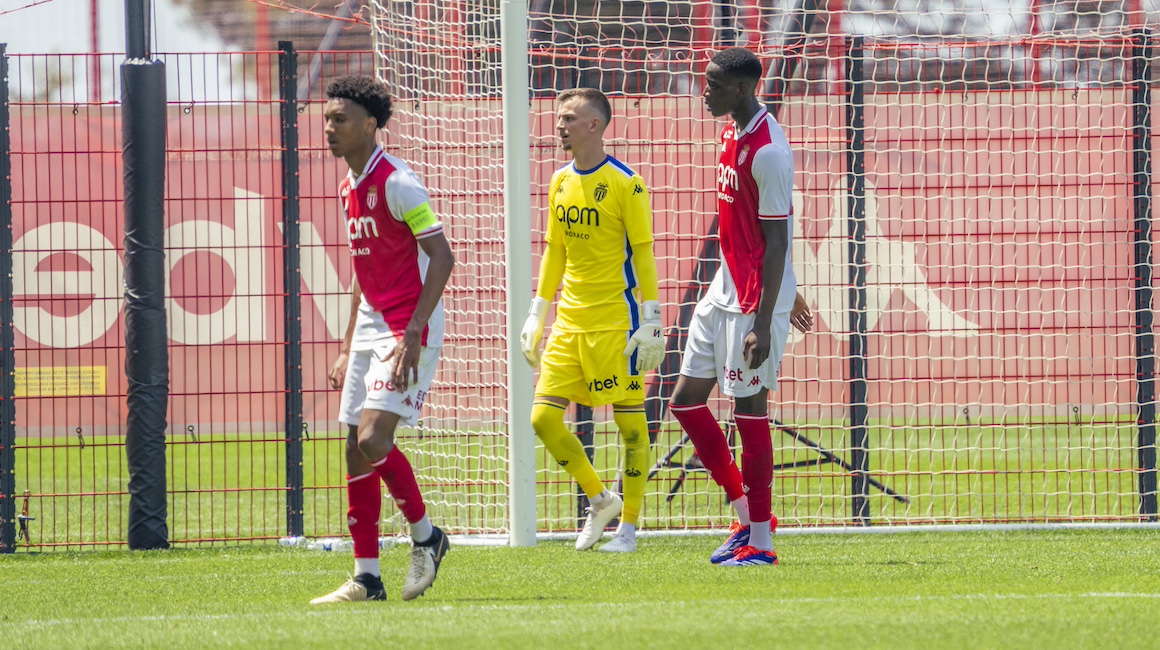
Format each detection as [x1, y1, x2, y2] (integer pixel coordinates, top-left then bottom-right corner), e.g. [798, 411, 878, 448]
[706, 106, 797, 315]
[340, 145, 445, 350]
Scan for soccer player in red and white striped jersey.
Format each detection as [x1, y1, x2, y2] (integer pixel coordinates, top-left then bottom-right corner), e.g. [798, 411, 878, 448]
[670, 48, 800, 566]
[311, 76, 454, 603]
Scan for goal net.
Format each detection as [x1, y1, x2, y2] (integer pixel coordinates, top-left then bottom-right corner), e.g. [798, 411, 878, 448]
[366, 0, 1155, 536]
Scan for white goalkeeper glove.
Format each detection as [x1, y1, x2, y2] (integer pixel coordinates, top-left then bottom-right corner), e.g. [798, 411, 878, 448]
[624, 300, 664, 372]
[520, 297, 549, 368]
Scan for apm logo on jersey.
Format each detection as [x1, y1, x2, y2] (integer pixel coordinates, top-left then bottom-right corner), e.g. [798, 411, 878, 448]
[717, 163, 739, 191]
[347, 215, 379, 241]
[555, 204, 601, 232]
[717, 163, 739, 204]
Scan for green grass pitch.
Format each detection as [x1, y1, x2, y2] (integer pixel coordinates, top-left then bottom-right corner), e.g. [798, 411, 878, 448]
[3, 529, 1158, 649]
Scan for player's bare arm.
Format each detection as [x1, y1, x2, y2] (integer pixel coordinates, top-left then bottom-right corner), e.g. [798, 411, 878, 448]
[385, 231, 454, 391]
[329, 275, 363, 390]
[744, 218, 789, 369]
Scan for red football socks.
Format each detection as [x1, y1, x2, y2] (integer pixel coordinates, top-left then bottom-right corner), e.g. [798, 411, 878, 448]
[346, 471, 381, 559]
[735, 413, 774, 527]
[671, 403, 745, 501]
[370, 447, 427, 524]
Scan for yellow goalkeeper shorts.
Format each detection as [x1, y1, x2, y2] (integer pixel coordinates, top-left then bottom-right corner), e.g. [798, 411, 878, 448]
[535, 329, 645, 407]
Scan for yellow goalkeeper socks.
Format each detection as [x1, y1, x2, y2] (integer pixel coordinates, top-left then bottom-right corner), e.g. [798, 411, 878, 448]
[613, 406, 650, 526]
[532, 400, 604, 498]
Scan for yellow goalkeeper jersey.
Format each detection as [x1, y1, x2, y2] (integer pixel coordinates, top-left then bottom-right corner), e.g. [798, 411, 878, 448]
[547, 155, 654, 333]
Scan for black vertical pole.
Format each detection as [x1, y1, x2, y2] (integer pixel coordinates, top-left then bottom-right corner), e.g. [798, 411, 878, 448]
[575, 404, 595, 526]
[279, 41, 304, 538]
[122, 0, 169, 549]
[0, 44, 17, 554]
[125, 0, 148, 60]
[846, 36, 870, 526]
[1133, 30, 1158, 521]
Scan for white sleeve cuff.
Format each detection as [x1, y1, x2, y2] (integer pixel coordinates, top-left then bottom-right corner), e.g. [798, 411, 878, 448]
[642, 300, 661, 321]
[528, 296, 550, 318]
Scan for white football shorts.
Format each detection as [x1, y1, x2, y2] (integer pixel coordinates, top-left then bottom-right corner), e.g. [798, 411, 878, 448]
[337, 341, 440, 428]
[679, 296, 791, 398]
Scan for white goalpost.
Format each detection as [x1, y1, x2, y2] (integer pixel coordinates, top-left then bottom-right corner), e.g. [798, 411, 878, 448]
[498, 0, 537, 547]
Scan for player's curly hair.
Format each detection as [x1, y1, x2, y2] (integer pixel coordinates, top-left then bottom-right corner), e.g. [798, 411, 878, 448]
[325, 76, 393, 129]
[710, 48, 764, 83]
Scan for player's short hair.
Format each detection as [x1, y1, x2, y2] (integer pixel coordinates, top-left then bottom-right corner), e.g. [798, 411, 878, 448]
[557, 87, 613, 128]
[325, 75, 393, 129]
[711, 48, 764, 83]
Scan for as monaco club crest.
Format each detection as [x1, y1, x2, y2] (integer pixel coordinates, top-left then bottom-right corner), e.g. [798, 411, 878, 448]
[594, 182, 608, 202]
[738, 145, 750, 166]
[366, 185, 378, 210]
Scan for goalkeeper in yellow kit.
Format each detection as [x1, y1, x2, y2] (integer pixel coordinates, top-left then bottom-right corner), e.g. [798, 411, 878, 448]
[521, 87, 664, 553]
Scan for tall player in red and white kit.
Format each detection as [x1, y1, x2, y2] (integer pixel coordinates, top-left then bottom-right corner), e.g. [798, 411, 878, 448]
[670, 48, 797, 566]
[311, 76, 454, 603]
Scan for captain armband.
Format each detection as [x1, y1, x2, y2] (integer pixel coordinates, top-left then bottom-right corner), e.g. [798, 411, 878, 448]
[403, 202, 439, 235]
